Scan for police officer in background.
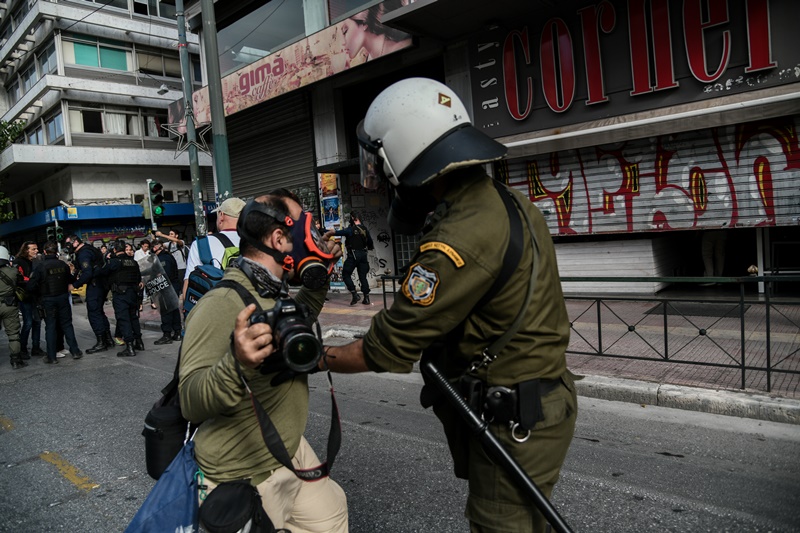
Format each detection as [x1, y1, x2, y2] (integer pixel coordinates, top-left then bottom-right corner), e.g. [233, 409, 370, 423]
[328, 212, 374, 305]
[152, 238, 182, 344]
[66, 235, 113, 353]
[26, 241, 83, 364]
[0, 245, 25, 369]
[319, 78, 577, 532]
[100, 240, 144, 357]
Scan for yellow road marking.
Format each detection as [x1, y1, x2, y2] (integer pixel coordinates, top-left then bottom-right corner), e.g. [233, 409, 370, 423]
[0, 416, 13, 431]
[40, 451, 100, 491]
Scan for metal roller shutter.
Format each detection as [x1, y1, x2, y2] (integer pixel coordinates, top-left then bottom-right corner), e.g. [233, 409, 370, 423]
[499, 116, 800, 236]
[227, 92, 315, 199]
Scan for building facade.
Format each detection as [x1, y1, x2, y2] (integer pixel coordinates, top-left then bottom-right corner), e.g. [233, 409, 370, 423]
[0, 0, 214, 250]
[186, 0, 800, 293]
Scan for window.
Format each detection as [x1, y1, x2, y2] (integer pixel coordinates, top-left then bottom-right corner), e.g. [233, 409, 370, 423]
[191, 56, 202, 86]
[20, 63, 37, 94]
[46, 113, 64, 143]
[67, 104, 167, 138]
[27, 126, 44, 145]
[82, 0, 128, 10]
[218, 0, 306, 76]
[69, 106, 104, 134]
[136, 49, 181, 78]
[143, 110, 168, 137]
[7, 80, 19, 106]
[38, 42, 57, 75]
[63, 34, 132, 71]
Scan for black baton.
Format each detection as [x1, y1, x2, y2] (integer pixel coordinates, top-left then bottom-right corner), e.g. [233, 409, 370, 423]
[420, 357, 573, 533]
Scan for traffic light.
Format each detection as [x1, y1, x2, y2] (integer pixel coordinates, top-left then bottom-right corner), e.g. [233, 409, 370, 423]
[55, 226, 64, 242]
[46, 226, 55, 242]
[141, 199, 151, 220]
[149, 181, 164, 219]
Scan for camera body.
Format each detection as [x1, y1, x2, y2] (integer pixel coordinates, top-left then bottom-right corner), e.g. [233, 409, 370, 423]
[250, 297, 323, 374]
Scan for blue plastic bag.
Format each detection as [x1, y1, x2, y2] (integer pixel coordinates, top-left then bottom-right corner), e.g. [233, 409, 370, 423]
[126, 441, 199, 533]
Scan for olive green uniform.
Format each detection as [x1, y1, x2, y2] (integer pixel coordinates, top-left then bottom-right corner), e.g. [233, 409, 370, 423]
[179, 267, 326, 484]
[0, 263, 23, 366]
[362, 169, 577, 532]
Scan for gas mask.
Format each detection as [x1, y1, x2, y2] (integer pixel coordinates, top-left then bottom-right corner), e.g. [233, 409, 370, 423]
[288, 212, 334, 289]
[237, 200, 334, 290]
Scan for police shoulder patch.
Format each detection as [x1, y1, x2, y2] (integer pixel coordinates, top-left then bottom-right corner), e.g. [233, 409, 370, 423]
[419, 241, 465, 268]
[402, 263, 439, 306]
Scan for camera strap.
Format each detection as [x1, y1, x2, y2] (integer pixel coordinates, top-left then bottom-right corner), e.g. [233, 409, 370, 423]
[219, 279, 342, 482]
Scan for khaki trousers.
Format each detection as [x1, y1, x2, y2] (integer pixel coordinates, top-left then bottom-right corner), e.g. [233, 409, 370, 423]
[202, 436, 348, 532]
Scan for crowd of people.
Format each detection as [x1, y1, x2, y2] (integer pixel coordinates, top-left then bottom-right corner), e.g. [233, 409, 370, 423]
[0, 229, 189, 367]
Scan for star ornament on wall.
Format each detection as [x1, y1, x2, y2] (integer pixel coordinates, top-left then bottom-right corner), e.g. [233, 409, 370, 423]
[162, 116, 212, 159]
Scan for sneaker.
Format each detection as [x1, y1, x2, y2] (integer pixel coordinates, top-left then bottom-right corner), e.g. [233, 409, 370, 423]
[114, 337, 125, 346]
[56, 350, 69, 358]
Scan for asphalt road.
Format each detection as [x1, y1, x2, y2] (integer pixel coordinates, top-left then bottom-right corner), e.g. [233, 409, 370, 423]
[1, 308, 799, 532]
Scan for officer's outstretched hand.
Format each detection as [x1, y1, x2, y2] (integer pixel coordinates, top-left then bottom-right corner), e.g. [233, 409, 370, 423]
[233, 303, 275, 369]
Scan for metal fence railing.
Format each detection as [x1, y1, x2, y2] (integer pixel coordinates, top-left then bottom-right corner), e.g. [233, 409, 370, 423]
[380, 275, 800, 393]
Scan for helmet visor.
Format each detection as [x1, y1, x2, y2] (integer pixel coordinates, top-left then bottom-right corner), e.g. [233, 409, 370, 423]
[357, 120, 387, 189]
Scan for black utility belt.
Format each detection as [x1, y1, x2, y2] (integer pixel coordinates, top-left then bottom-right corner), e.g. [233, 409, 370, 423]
[459, 375, 563, 441]
[113, 284, 136, 293]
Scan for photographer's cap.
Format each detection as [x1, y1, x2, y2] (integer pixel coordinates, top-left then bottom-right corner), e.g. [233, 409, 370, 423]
[212, 197, 246, 218]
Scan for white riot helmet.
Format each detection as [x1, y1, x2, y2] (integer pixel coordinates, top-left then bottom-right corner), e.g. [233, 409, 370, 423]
[0, 245, 9, 262]
[357, 77, 507, 189]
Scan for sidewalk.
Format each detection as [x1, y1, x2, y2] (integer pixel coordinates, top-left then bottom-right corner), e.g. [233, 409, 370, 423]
[131, 290, 800, 425]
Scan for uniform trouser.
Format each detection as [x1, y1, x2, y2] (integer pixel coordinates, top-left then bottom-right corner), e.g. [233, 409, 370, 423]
[159, 292, 182, 335]
[85, 283, 110, 335]
[19, 299, 41, 350]
[342, 250, 370, 294]
[466, 376, 578, 533]
[112, 289, 141, 343]
[200, 437, 348, 532]
[0, 301, 21, 359]
[41, 294, 80, 361]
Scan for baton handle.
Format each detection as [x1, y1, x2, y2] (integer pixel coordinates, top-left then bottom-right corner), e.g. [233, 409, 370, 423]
[420, 358, 573, 533]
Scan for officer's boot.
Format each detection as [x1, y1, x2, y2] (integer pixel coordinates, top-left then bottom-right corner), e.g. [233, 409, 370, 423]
[171, 330, 183, 341]
[10, 353, 28, 370]
[362, 294, 370, 305]
[117, 343, 136, 357]
[86, 335, 108, 354]
[133, 337, 145, 351]
[103, 330, 115, 348]
[154, 333, 173, 345]
[350, 291, 360, 306]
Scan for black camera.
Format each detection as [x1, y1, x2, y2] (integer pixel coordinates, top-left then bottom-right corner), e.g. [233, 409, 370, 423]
[250, 298, 323, 374]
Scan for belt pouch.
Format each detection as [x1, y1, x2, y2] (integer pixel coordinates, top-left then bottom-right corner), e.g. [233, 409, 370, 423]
[199, 480, 281, 533]
[518, 379, 545, 431]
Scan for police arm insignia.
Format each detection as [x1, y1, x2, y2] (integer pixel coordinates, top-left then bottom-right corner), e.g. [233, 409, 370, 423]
[402, 263, 439, 306]
[419, 242, 464, 268]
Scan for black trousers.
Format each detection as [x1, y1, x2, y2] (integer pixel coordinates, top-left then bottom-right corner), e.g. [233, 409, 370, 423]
[86, 283, 110, 335]
[160, 288, 182, 334]
[342, 250, 370, 295]
[41, 293, 80, 361]
[112, 289, 142, 343]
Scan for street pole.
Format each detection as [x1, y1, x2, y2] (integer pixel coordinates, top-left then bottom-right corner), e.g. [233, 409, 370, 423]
[199, 0, 233, 201]
[146, 178, 157, 232]
[175, 0, 209, 237]
[54, 218, 60, 254]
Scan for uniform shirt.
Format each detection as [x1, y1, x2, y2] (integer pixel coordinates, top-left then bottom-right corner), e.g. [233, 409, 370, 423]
[183, 230, 240, 282]
[179, 266, 326, 484]
[362, 169, 570, 385]
[26, 255, 74, 297]
[333, 224, 373, 251]
[73, 245, 103, 289]
[0, 262, 22, 298]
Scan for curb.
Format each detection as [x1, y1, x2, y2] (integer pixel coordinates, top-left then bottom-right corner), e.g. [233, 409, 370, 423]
[577, 375, 800, 425]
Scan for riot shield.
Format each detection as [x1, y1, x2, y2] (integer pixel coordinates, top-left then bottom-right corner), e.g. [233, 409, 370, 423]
[138, 254, 180, 313]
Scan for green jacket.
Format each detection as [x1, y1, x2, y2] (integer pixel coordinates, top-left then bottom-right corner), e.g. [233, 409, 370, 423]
[179, 266, 326, 484]
[363, 169, 570, 386]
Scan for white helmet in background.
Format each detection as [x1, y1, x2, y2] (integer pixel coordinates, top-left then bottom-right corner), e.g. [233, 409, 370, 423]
[0, 245, 9, 262]
[357, 77, 507, 189]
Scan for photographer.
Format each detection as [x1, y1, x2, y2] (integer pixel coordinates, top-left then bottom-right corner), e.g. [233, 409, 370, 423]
[320, 79, 577, 532]
[179, 194, 348, 532]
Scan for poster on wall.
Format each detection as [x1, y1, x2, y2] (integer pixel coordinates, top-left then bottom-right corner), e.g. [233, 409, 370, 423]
[319, 173, 345, 290]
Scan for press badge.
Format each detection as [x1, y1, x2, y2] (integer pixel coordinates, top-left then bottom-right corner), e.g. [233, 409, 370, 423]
[403, 263, 439, 306]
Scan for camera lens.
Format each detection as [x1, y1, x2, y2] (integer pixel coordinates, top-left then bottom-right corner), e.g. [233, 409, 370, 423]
[283, 332, 323, 373]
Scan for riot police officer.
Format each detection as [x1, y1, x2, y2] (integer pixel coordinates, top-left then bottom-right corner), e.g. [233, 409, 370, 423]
[330, 212, 374, 305]
[26, 241, 83, 364]
[101, 240, 144, 356]
[320, 78, 577, 532]
[66, 235, 113, 353]
[0, 245, 25, 369]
